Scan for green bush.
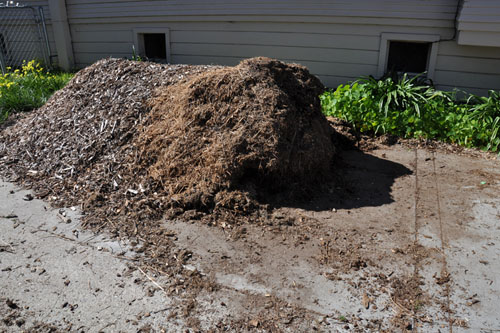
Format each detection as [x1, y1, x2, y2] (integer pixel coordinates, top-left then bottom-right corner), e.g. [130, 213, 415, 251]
[465, 91, 500, 151]
[0, 60, 73, 122]
[320, 75, 500, 152]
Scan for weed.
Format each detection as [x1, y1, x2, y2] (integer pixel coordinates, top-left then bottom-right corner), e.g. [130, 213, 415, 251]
[0, 60, 73, 122]
[414, 300, 423, 311]
[131, 45, 142, 62]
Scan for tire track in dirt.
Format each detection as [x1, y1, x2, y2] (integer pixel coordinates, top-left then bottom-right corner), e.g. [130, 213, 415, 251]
[432, 151, 453, 332]
[411, 149, 454, 331]
[412, 148, 420, 331]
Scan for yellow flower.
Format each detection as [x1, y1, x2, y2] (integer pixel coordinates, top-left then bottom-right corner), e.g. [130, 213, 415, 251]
[18, 60, 45, 77]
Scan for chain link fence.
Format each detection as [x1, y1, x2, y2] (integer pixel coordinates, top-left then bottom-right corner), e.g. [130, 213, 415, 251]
[0, 1, 51, 74]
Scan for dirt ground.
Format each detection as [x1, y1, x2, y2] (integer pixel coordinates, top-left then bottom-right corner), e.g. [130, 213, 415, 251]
[1, 143, 499, 332]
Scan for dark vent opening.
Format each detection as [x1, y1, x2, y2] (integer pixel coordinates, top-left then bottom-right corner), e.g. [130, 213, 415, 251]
[387, 41, 430, 74]
[143, 33, 166, 60]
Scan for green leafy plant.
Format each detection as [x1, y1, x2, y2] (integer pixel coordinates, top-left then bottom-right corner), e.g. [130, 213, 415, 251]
[131, 45, 143, 62]
[1, 60, 73, 122]
[320, 75, 500, 152]
[466, 90, 500, 151]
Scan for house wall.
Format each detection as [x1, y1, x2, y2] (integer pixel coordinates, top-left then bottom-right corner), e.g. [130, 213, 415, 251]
[55, 0, 500, 94]
[458, 0, 500, 48]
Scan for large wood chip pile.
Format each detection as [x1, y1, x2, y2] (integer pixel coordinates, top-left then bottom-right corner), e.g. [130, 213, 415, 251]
[0, 57, 337, 235]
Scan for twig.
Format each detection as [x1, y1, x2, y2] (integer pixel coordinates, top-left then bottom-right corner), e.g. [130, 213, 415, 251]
[0, 239, 15, 253]
[391, 297, 413, 316]
[38, 229, 76, 242]
[57, 212, 72, 224]
[111, 254, 139, 262]
[137, 266, 166, 293]
[0, 213, 18, 219]
[153, 307, 171, 314]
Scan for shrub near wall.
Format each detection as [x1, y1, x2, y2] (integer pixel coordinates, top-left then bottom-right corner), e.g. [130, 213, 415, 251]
[0, 60, 73, 122]
[320, 75, 500, 152]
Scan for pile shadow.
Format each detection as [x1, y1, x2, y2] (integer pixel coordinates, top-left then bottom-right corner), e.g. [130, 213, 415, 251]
[264, 146, 413, 212]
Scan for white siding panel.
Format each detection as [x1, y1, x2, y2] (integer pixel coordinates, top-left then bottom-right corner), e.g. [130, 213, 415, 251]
[71, 21, 455, 38]
[73, 42, 133, 54]
[439, 41, 500, 58]
[317, 75, 359, 89]
[305, 62, 377, 78]
[435, 41, 500, 94]
[170, 54, 376, 78]
[171, 54, 241, 67]
[67, 15, 455, 29]
[65, 0, 458, 21]
[458, 22, 500, 33]
[434, 70, 500, 91]
[436, 55, 500, 75]
[458, 0, 500, 47]
[457, 31, 500, 48]
[71, 30, 134, 43]
[65, 0, 456, 5]
[65, 0, 500, 94]
[171, 30, 380, 51]
[172, 43, 378, 65]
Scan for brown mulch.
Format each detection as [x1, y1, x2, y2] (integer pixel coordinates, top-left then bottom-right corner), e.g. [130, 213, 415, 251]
[132, 57, 335, 221]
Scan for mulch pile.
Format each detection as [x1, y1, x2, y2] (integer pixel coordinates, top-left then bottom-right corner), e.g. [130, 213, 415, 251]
[0, 58, 215, 211]
[133, 57, 335, 217]
[0, 55, 337, 305]
[0, 57, 336, 231]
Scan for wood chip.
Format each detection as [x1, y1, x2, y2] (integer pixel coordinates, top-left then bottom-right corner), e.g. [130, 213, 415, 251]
[362, 292, 370, 309]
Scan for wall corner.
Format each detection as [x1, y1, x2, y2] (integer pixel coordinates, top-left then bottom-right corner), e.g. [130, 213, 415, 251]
[48, 0, 74, 70]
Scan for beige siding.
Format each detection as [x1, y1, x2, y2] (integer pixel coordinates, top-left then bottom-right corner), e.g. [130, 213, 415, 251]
[458, 0, 500, 47]
[63, 0, 499, 94]
[434, 41, 500, 93]
[65, 0, 458, 20]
